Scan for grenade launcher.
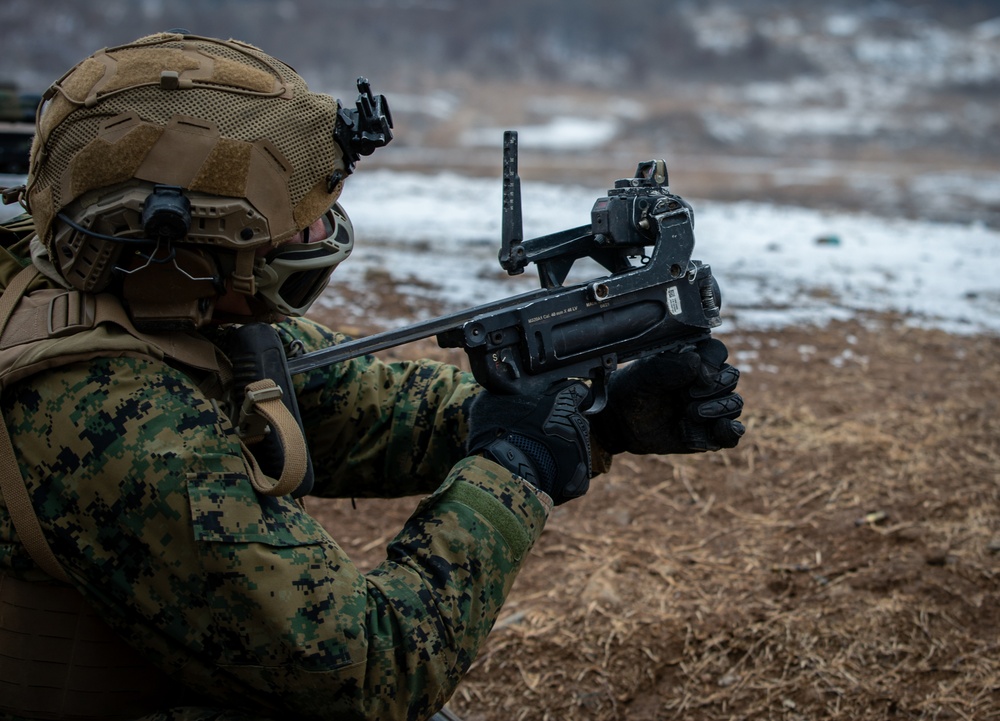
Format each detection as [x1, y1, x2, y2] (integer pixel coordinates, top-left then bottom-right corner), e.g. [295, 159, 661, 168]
[286, 130, 724, 413]
[232, 131, 725, 496]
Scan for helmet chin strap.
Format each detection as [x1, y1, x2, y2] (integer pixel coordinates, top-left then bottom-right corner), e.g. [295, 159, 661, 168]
[230, 248, 257, 296]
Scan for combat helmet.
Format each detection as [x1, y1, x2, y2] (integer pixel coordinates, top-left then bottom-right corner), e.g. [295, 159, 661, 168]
[20, 32, 391, 329]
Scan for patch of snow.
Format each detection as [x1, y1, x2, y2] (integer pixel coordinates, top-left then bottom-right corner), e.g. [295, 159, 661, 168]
[332, 170, 1000, 336]
[461, 117, 619, 150]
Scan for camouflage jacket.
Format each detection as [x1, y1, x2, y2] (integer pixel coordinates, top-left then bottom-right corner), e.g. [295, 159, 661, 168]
[0, 224, 551, 721]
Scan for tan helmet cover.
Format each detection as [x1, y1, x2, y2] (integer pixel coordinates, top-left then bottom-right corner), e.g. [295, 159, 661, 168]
[26, 32, 347, 263]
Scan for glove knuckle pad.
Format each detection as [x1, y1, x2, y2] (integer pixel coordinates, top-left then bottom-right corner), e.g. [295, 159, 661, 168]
[469, 383, 592, 505]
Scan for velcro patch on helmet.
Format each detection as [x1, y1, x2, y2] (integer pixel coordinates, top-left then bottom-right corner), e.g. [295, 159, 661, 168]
[189, 138, 253, 198]
[244, 139, 294, 242]
[293, 178, 343, 235]
[207, 51, 285, 95]
[68, 122, 163, 200]
[90, 48, 202, 99]
[36, 58, 103, 141]
[134, 115, 221, 188]
[84, 46, 282, 103]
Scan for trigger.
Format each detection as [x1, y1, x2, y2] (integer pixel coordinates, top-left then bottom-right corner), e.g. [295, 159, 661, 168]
[583, 366, 612, 415]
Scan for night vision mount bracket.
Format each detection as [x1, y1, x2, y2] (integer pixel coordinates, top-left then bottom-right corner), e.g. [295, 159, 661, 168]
[334, 77, 394, 178]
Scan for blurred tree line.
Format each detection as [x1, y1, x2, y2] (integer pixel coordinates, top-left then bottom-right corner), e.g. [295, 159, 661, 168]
[2, 0, 996, 94]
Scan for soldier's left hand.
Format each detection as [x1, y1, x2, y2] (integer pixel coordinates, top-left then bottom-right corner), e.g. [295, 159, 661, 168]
[589, 338, 744, 456]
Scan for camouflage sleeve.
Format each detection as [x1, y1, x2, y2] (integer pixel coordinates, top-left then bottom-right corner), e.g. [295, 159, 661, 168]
[275, 317, 482, 498]
[1, 354, 550, 720]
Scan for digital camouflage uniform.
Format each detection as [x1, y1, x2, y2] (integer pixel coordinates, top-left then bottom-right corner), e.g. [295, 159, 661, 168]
[0, 226, 552, 721]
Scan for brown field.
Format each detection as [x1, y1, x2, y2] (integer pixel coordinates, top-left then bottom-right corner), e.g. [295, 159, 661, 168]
[303, 69, 1000, 718]
[306, 309, 1000, 720]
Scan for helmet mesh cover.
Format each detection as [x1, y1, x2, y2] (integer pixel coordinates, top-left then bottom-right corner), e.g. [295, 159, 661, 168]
[28, 33, 345, 249]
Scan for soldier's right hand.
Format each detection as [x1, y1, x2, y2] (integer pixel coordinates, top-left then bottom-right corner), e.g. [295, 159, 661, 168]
[589, 338, 744, 456]
[466, 381, 592, 505]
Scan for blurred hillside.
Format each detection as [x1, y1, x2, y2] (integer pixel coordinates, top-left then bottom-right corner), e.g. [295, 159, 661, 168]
[1, 0, 998, 225]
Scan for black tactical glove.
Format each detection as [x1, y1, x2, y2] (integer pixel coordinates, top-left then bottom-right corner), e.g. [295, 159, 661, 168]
[467, 381, 592, 505]
[590, 338, 744, 456]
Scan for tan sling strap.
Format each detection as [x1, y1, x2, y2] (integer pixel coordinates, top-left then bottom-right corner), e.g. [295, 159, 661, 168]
[0, 573, 174, 720]
[238, 378, 308, 496]
[0, 264, 71, 583]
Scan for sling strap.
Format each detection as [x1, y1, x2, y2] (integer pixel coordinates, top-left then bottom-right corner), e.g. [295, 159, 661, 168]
[0, 265, 70, 583]
[238, 378, 308, 496]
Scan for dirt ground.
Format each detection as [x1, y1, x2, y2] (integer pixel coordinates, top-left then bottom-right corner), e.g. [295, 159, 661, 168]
[304, 300, 1000, 720]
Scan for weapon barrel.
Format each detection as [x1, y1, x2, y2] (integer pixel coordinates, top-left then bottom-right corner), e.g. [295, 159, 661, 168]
[286, 288, 548, 375]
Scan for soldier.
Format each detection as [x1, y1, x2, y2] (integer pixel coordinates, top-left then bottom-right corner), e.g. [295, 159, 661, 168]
[0, 32, 743, 721]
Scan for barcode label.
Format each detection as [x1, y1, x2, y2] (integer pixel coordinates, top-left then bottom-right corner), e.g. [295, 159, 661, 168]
[666, 286, 683, 315]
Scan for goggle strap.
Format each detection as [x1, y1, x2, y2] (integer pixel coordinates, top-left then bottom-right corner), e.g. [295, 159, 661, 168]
[231, 249, 256, 295]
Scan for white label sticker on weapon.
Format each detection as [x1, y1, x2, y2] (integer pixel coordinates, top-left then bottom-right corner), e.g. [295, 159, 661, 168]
[666, 286, 683, 315]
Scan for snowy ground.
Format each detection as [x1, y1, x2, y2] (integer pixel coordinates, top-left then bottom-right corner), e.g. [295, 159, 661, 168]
[325, 168, 1000, 339]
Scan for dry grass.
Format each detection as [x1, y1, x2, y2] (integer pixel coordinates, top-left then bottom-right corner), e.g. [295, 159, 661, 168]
[307, 314, 1000, 720]
[298, 64, 1000, 719]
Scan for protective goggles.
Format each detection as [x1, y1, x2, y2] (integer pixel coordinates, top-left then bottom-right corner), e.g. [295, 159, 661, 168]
[253, 202, 354, 316]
